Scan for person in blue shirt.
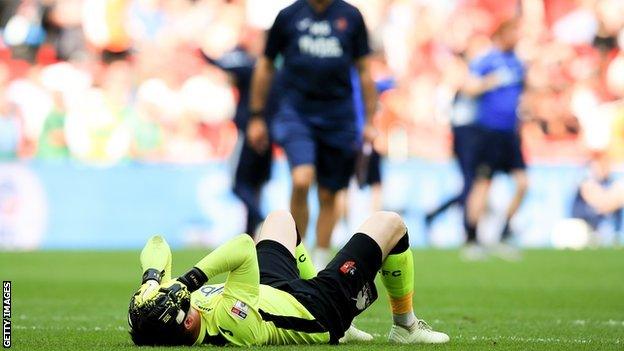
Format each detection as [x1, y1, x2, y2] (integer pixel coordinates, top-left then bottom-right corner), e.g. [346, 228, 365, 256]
[247, 0, 377, 266]
[461, 19, 528, 260]
[200, 35, 277, 236]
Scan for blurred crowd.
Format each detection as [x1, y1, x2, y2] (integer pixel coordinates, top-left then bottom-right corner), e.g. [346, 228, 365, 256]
[0, 0, 623, 165]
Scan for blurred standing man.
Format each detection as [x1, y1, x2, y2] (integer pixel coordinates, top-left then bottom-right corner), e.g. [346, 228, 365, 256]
[425, 53, 480, 231]
[248, 0, 377, 266]
[462, 20, 528, 260]
[201, 30, 273, 236]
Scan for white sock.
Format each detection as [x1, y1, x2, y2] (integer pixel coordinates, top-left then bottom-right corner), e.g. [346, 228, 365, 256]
[393, 311, 416, 328]
[312, 247, 331, 272]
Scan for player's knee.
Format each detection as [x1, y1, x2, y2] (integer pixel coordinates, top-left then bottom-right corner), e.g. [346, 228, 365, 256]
[374, 211, 406, 236]
[265, 210, 295, 226]
[291, 167, 314, 192]
[318, 187, 336, 205]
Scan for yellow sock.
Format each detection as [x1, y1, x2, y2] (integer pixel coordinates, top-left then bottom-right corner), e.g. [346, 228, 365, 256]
[295, 243, 317, 279]
[380, 249, 415, 325]
[140, 235, 172, 281]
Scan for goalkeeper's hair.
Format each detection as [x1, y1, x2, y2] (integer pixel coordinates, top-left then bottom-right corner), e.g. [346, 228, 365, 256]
[128, 319, 191, 346]
[127, 284, 194, 346]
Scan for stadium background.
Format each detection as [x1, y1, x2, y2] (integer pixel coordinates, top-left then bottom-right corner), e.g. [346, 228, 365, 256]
[0, 0, 623, 251]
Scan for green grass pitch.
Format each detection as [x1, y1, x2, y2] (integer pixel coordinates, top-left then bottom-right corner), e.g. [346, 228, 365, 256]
[1, 248, 623, 350]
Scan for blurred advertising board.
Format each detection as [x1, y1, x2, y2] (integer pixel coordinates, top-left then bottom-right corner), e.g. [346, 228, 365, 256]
[0, 160, 621, 250]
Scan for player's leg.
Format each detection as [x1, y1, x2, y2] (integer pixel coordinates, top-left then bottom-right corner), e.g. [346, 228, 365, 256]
[351, 212, 449, 343]
[500, 133, 528, 241]
[315, 186, 338, 269]
[255, 210, 317, 281]
[425, 127, 466, 227]
[464, 175, 491, 260]
[270, 105, 316, 240]
[502, 169, 527, 240]
[256, 211, 373, 342]
[256, 210, 297, 256]
[332, 189, 349, 247]
[314, 141, 357, 269]
[232, 136, 272, 235]
[291, 164, 315, 238]
[360, 213, 449, 343]
[425, 195, 461, 228]
[462, 127, 492, 260]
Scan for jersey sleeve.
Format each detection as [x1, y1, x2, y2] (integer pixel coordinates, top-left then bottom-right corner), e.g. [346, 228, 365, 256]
[264, 10, 287, 60]
[352, 9, 370, 60]
[469, 54, 493, 77]
[194, 234, 259, 304]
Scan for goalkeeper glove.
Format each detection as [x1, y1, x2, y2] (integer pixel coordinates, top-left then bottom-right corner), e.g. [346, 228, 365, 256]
[131, 268, 164, 307]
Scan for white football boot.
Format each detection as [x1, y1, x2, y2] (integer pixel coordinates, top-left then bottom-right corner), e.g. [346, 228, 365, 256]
[490, 242, 522, 261]
[460, 243, 488, 261]
[339, 323, 374, 343]
[388, 319, 450, 344]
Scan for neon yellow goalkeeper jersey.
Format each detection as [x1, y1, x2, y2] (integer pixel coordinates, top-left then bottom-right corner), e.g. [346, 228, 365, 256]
[190, 235, 330, 346]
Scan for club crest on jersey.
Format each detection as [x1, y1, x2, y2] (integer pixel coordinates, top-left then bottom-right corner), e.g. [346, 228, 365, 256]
[339, 260, 357, 276]
[335, 17, 348, 31]
[230, 300, 248, 320]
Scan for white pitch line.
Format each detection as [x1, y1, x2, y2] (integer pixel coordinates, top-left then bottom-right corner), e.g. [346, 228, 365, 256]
[456, 335, 621, 345]
[11, 326, 622, 344]
[359, 317, 624, 327]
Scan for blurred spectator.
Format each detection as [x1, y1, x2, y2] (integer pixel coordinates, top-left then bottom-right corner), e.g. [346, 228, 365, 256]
[572, 155, 624, 231]
[3, 0, 46, 62]
[0, 89, 23, 160]
[0, 0, 621, 165]
[36, 91, 69, 159]
[572, 153, 623, 241]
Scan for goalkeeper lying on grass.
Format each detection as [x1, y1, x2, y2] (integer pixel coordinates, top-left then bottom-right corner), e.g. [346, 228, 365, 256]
[128, 210, 449, 346]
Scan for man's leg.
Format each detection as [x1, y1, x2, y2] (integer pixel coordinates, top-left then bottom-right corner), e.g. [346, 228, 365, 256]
[501, 169, 528, 241]
[425, 194, 461, 228]
[257, 211, 373, 342]
[461, 126, 493, 260]
[233, 181, 263, 235]
[355, 212, 449, 343]
[314, 141, 357, 269]
[314, 186, 338, 270]
[491, 133, 527, 260]
[290, 165, 315, 239]
[256, 210, 298, 256]
[255, 210, 317, 280]
[462, 176, 491, 260]
[499, 130, 528, 242]
[232, 136, 272, 235]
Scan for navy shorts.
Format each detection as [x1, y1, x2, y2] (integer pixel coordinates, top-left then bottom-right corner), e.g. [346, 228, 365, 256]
[476, 128, 526, 178]
[271, 99, 358, 192]
[256, 234, 381, 343]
